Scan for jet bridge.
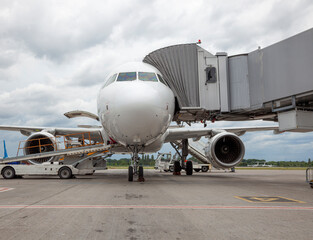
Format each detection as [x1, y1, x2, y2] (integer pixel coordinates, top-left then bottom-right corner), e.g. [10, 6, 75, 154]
[144, 28, 313, 132]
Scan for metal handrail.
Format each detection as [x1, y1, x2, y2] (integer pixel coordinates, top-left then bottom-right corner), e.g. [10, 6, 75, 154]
[16, 132, 104, 157]
[17, 137, 59, 156]
[306, 167, 313, 183]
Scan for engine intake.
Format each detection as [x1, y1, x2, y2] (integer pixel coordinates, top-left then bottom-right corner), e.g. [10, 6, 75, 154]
[205, 132, 245, 169]
[24, 132, 59, 164]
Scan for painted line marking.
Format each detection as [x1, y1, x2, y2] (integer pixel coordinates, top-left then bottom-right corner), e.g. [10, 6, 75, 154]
[0, 187, 14, 193]
[235, 196, 305, 203]
[0, 205, 312, 210]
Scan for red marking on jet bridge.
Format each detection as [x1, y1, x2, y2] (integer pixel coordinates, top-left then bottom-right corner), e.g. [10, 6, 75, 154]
[0, 187, 14, 193]
[0, 205, 312, 210]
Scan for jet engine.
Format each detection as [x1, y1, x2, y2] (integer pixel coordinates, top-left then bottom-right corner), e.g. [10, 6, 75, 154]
[24, 132, 59, 164]
[205, 132, 245, 169]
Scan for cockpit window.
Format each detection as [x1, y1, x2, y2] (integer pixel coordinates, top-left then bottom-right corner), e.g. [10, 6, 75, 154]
[102, 73, 117, 88]
[157, 74, 167, 85]
[138, 72, 158, 82]
[117, 72, 137, 81]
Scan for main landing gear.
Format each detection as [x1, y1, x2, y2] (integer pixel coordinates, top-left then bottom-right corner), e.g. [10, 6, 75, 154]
[128, 146, 145, 182]
[171, 139, 193, 176]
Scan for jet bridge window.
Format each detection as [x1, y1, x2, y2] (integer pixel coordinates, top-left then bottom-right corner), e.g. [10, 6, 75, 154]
[205, 67, 217, 84]
[117, 72, 137, 81]
[138, 72, 158, 82]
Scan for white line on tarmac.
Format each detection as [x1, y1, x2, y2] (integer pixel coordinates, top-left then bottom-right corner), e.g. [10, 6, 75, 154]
[0, 205, 312, 210]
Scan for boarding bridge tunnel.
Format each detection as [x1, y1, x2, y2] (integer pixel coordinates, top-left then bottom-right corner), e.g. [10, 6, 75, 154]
[143, 28, 313, 133]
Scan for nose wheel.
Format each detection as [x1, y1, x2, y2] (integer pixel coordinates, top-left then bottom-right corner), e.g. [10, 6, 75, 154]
[138, 166, 144, 182]
[128, 166, 144, 182]
[128, 166, 133, 181]
[128, 145, 145, 182]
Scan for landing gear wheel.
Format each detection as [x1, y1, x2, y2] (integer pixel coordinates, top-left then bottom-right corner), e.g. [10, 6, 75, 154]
[174, 161, 181, 172]
[173, 161, 181, 175]
[194, 169, 200, 172]
[2, 167, 16, 179]
[58, 167, 72, 179]
[128, 166, 133, 182]
[186, 161, 193, 175]
[138, 166, 144, 182]
[201, 166, 209, 172]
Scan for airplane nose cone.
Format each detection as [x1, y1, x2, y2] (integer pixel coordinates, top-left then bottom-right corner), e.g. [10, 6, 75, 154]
[111, 82, 171, 145]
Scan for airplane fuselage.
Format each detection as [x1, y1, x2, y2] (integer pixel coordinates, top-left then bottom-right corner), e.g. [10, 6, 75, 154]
[97, 62, 175, 151]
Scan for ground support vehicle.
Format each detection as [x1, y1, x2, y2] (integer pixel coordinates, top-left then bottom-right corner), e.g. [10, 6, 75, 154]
[0, 137, 112, 179]
[192, 163, 210, 172]
[155, 153, 211, 173]
[0, 162, 91, 179]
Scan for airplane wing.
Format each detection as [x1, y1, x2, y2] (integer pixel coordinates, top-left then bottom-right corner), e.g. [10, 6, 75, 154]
[164, 125, 279, 142]
[0, 125, 103, 142]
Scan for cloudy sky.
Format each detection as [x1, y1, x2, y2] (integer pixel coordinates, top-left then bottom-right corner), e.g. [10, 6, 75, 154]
[0, 0, 313, 161]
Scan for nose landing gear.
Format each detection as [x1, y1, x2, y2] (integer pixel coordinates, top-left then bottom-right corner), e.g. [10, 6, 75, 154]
[128, 166, 133, 182]
[128, 145, 145, 182]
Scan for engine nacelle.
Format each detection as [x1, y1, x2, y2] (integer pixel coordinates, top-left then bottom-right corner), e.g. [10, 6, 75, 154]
[24, 132, 59, 164]
[204, 132, 245, 169]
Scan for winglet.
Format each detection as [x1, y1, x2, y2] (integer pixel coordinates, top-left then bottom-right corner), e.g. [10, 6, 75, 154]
[3, 140, 8, 159]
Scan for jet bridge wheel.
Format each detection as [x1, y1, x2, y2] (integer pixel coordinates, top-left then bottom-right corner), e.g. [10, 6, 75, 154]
[186, 161, 193, 175]
[1, 166, 16, 179]
[58, 167, 73, 179]
[128, 166, 134, 182]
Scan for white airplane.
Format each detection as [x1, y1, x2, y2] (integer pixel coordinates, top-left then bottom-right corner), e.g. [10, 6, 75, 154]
[0, 62, 278, 181]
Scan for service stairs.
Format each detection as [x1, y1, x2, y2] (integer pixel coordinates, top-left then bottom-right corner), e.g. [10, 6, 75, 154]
[0, 144, 112, 164]
[173, 140, 209, 164]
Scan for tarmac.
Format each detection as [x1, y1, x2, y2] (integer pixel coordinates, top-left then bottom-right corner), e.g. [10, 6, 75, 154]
[0, 169, 312, 240]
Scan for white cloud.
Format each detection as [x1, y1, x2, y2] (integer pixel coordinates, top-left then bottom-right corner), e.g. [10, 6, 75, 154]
[0, 0, 313, 160]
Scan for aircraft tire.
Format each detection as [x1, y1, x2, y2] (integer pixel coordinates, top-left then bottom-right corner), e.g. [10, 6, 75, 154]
[186, 161, 193, 175]
[58, 167, 73, 179]
[139, 166, 144, 178]
[174, 161, 181, 172]
[1, 166, 16, 179]
[128, 166, 133, 182]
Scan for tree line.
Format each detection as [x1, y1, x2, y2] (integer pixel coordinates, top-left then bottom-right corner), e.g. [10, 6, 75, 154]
[107, 154, 155, 166]
[106, 155, 312, 167]
[238, 159, 312, 167]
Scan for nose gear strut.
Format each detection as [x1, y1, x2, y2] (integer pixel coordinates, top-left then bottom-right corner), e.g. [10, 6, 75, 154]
[128, 145, 145, 182]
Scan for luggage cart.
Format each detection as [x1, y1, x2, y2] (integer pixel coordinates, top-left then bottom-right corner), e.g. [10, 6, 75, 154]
[306, 167, 313, 188]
